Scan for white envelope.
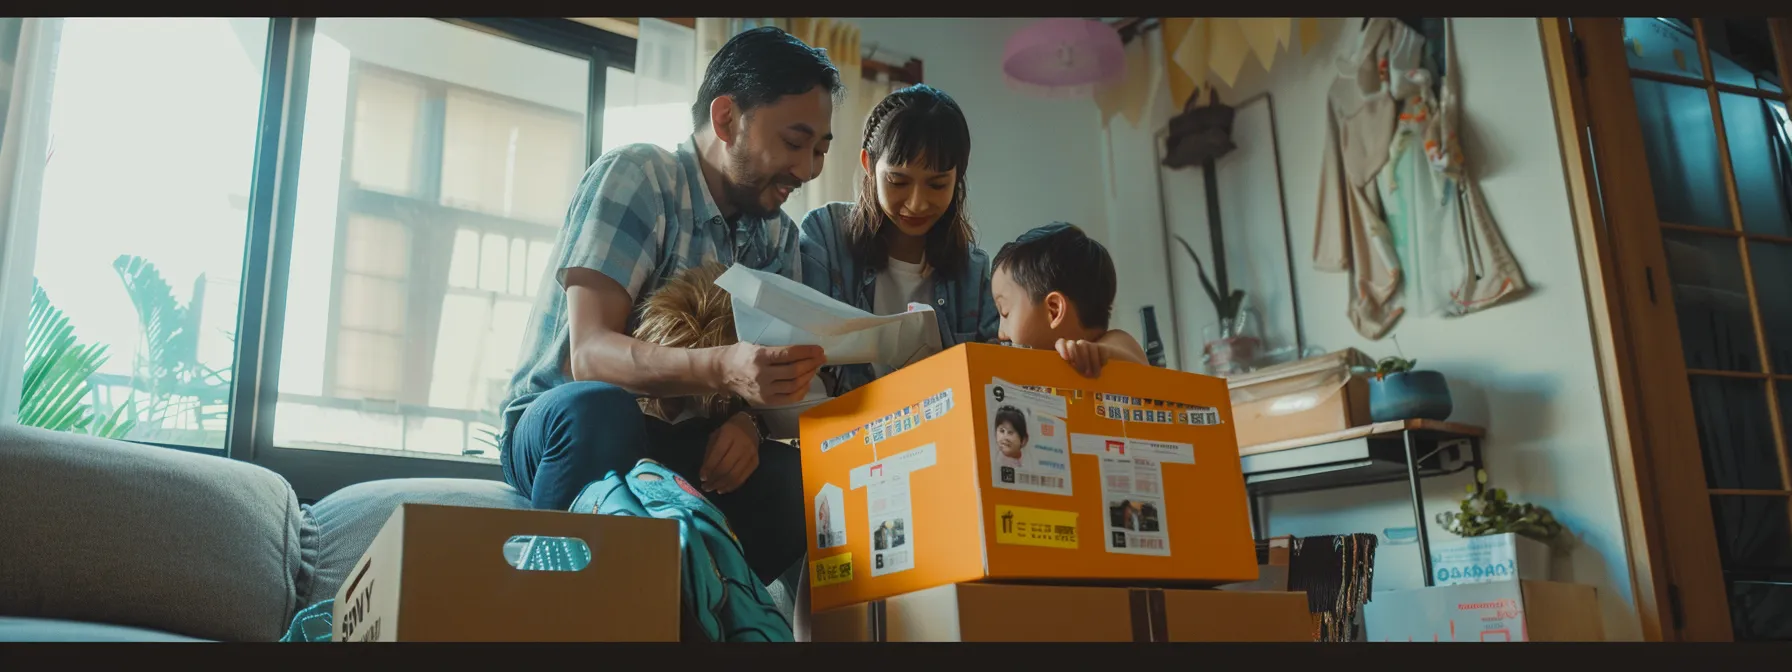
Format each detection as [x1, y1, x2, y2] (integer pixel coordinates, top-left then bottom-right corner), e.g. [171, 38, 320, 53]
[715, 263, 944, 369]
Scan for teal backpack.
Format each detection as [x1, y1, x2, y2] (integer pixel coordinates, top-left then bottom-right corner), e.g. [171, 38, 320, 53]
[570, 458, 794, 643]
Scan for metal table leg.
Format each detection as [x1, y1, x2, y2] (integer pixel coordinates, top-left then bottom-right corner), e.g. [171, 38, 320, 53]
[1249, 494, 1267, 540]
[1404, 432, 1434, 587]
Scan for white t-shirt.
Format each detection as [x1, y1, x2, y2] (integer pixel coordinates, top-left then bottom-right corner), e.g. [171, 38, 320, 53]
[872, 257, 934, 378]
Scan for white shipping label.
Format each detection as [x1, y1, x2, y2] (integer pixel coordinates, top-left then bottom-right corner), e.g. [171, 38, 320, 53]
[867, 473, 914, 577]
[1072, 434, 1192, 556]
[986, 379, 1074, 496]
[815, 482, 847, 549]
[849, 443, 937, 490]
[922, 388, 956, 420]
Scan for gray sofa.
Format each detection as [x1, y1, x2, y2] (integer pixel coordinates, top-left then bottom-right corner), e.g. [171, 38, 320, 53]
[0, 423, 799, 641]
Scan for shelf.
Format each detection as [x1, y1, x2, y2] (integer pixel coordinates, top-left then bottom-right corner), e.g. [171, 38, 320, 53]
[1240, 420, 1484, 498]
[1240, 419, 1485, 457]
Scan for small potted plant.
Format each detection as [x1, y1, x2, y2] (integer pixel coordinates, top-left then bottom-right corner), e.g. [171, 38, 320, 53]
[1364, 355, 1453, 422]
[1429, 470, 1564, 586]
[1172, 234, 1259, 376]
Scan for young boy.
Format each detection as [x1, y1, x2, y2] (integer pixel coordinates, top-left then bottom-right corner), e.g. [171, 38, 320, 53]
[990, 222, 1149, 378]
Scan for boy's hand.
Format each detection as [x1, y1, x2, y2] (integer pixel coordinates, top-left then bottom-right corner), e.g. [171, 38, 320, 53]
[700, 412, 762, 495]
[1056, 338, 1109, 378]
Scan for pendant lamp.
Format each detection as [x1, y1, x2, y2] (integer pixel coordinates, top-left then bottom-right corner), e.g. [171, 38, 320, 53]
[1001, 18, 1127, 97]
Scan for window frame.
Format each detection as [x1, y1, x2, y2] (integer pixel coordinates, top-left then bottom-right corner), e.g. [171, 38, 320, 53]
[227, 17, 634, 500]
[317, 60, 577, 454]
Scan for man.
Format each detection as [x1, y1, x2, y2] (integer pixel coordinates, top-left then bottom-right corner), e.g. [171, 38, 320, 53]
[499, 27, 842, 587]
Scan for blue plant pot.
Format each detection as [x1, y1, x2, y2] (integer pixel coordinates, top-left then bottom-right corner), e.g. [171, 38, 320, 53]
[1368, 371, 1454, 422]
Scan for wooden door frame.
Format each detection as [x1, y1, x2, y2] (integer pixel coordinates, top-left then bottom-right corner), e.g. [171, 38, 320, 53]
[1538, 17, 1792, 642]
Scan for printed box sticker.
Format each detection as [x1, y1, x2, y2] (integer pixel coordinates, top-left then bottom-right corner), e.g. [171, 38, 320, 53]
[1181, 406, 1221, 426]
[1090, 393, 1220, 426]
[995, 504, 1080, 550]
[986, 378, 1074, 496]
[1072, 434, 1195, 556]
[866, 474, 914, 577]
[820, 429, 859, 453]
[858, 389, 955, 448]
[864, 405, 923, 445]
[922, 388, 956, 420]
[810, 552, 854, 588]
[815, 482, 847, 550]
[850, 444, 936, 578]
[1019, 384, 1082, 405]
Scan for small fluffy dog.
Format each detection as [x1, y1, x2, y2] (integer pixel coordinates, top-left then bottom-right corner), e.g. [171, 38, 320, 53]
[632, 262, 746, 424]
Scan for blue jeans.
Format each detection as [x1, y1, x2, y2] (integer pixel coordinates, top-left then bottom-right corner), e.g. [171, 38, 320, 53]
[501, 381, 805, 585]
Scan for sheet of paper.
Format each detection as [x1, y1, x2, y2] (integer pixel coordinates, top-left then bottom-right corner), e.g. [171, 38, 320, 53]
[850, 444, 934, 578]
[715, 264, 944, 367]
[1072, 434, 1195, 557]
[755, 377, 830, 439]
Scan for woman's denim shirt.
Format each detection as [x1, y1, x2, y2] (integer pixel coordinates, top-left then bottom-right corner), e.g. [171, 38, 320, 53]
[798, 202, 1000, 397]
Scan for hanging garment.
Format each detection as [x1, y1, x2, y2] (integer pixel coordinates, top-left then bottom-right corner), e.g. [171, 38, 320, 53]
[1313, 18, 1405, 340]
[1421, 19, 1529, 315]
[1378, 21, 1452, 318]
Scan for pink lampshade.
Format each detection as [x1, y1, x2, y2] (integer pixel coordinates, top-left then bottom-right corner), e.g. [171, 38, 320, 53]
[1002, 18, 1127, 96]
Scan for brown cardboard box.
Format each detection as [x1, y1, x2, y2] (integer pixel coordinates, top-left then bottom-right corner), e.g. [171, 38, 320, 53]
[811, 583, 1311, 642]
[1162, 589, 1313, 642]
[1227, 349, 1374, 449]
[1363, 579, 1605, 642]
[1218, 535, 1293, 592]
[331, 503, 681, 642]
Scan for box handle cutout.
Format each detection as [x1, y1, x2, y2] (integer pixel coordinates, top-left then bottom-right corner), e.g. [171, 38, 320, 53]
[503, 535, 592, 571]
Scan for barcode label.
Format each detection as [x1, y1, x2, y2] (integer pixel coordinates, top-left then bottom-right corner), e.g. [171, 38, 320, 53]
[1134, 537, 1166, 550]
[823, 532, 845, 547]
[1019, 473, 1065, 490]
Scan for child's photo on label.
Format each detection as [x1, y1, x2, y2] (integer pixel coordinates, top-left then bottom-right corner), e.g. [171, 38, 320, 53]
[985, 380, 1073, 496]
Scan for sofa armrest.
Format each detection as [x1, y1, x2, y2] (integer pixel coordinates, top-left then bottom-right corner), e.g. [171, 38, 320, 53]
[0, 424, 302, 642]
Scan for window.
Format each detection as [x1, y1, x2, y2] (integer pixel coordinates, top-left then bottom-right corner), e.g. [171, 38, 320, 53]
[17, 18, 269, 452]
[4, 17, 636, 497]
[273, 18, 603, 466]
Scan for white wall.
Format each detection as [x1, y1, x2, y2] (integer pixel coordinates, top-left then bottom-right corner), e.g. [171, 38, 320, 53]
[853, 20, 1112, 267]
[1100, 18, 1640, 640]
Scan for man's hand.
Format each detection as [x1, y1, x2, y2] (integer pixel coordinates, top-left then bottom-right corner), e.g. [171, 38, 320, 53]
[701, 412, 762, 494]
[718, 343, 825, 406]
[1056, 338, 1109, 379]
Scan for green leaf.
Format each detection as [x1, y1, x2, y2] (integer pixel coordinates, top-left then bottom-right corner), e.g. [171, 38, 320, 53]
[1172, 235, 1226, 318]
[18, 281, 112, 434]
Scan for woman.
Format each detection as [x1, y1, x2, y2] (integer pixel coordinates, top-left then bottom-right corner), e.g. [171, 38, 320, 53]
[799, 84, 998, 397]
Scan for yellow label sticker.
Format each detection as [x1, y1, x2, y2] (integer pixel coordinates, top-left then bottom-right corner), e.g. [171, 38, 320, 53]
[995, 505, 1079, 549]
[811, 552, 854, 587]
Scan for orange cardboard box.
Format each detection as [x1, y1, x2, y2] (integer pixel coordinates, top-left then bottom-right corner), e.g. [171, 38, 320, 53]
[799, 343, 1257, 614]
